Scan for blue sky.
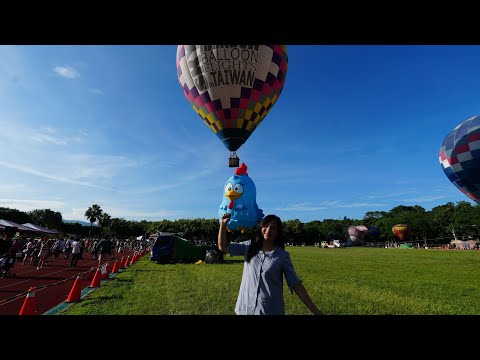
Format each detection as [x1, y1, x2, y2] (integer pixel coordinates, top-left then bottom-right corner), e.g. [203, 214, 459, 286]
[0, 45, 479, 222]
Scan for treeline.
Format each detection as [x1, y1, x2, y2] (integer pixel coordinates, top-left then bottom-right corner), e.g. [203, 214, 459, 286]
[0, 207, 144, 238]
[1, 201, 479, 244]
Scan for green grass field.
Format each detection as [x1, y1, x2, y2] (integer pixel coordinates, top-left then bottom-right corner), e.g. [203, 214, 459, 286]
[61, 247, 480, 315]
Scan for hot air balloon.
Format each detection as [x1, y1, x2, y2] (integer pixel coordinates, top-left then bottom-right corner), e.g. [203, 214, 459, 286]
[347, 225, 368, 246]
[176, 45, 288, 167]
[439, 114, 480, 203]
[366, 226, 382, 241]
[392, 224, 409, 241]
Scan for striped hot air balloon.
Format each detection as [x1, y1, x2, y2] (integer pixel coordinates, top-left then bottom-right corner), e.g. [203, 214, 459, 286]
[176, 45, 288, 167]
[439, 114, 480, 203]
[392, 224, 409, 241]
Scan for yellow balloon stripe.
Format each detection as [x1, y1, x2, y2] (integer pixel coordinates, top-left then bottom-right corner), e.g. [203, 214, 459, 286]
[215, 120, 223, 131]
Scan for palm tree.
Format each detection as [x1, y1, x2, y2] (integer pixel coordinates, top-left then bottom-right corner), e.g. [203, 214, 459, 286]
[98, 212, 112, 236]
[85, 204, 103, 236]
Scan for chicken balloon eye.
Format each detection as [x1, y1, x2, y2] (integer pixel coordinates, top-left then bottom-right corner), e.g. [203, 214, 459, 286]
[234, 184, 244, 193]
[225, 183, 233, 192]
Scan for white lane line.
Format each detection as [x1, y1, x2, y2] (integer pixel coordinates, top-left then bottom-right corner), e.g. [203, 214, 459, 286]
[0, 269, 67, 290]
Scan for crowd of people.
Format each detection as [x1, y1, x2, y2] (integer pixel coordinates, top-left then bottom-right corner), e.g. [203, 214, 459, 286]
[0, 228, 149, 278]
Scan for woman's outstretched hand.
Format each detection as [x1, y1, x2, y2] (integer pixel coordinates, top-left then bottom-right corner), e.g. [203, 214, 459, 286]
[221, 213, 231, 226]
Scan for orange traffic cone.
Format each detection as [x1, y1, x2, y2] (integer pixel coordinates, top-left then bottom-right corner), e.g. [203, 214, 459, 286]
[124, 256, 130, 267]
[118, 257, 125, 269]
[101, 264, 109, 280]
[111, 261, 119, 273]
[89, 268, 101, 288]
[19, 287, 37, 315]
[66, 275, 82, 303]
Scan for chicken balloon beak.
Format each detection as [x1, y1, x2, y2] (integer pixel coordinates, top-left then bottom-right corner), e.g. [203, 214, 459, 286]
[225, 190, 242, 201]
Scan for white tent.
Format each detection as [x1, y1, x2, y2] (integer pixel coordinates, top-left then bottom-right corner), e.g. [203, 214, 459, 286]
[22, 223, 59, 234]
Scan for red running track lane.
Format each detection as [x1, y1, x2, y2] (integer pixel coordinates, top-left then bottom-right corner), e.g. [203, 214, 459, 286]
[0, 250, 138, 315]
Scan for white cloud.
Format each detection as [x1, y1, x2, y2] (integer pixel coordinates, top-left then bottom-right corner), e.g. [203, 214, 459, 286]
[88, 88, 103, 95]
[30, 132, 68, 145]
[274, 200, 386, 211]
[275, 205, 328, 211]
[318, 200, 342, 206]
[63, 208, 87, 220]
[63, 207, 180, 221]
[0, 160, 109, 189]
[65, 154, 140, 180]
[0, 198, 65, 212]
[274, 202, 328, 211]
[106, 208, 181, 220]
[43, 127, 56, 134]
[336, 202, 385, 208]
[366, 191, 419, 199]
[403, 195, 447, 203]
[128, 183, 183, 195]
[53, 65, 80, 79]
[0, 184, 30, 192]
[0, 122, 89, 147]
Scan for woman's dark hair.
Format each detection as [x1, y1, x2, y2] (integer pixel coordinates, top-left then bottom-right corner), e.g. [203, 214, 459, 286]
[246, 215, 284, 263]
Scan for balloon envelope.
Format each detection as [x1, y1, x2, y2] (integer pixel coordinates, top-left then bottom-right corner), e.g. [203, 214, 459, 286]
[366, 226, 382, 241]
[348, 225, 367, 244]
[176, 45, 288, 152]
[392, 224, 409, 240]
[439, 114, 480, 203]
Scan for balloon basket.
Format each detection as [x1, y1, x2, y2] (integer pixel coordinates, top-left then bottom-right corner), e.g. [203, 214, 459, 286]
[228, 152, 239, 167]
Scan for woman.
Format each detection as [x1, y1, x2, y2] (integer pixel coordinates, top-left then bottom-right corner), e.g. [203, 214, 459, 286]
[22, 238, 35, 266]
[218, 213, 323, 315]
[36, 237, 51, 270]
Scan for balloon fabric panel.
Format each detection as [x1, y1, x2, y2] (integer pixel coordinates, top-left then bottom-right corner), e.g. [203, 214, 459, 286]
[177, 45, 288, 152]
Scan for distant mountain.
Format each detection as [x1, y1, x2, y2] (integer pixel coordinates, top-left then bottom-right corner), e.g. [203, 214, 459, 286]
[63, 220, 100, 227]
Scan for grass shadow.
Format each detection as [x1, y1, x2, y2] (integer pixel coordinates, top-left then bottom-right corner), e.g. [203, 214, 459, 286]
[80, 294, 124, 304]
[221, 259, 244, 264]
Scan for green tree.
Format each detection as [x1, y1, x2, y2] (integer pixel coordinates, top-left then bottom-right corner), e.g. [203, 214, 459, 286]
[428, 202, 455, 239]
[98, 212, 112, 236]
[85, 204, 103, 236]
[0, 207, 32, 224]
[28, 209, 63, 230]
[453, 201, 477, 239]
[283, 219, 304, 245]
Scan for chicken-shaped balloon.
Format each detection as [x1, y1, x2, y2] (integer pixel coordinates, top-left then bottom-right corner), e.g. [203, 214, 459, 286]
[218, 163, 264, 233]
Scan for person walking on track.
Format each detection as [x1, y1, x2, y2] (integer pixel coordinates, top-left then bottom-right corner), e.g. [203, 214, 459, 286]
[69, 237, 82, 267]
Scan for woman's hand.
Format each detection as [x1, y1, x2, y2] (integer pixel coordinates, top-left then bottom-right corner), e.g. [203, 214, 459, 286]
[221, 213, 231, 226]
[218, 213, 231, 254]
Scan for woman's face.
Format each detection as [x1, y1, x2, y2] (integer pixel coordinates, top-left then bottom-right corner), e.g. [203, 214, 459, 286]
[262, 221, 279, 242]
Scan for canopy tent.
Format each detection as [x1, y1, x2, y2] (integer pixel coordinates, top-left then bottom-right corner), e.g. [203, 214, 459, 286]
[399, 243, 413, 249]
[22, 223, 59, 234]
[136, 235, 143, 241]
[0, 219, 38, 233]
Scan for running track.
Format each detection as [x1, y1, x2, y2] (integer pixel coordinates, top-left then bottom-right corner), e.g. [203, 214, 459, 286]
[0, 250, 137, 315]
